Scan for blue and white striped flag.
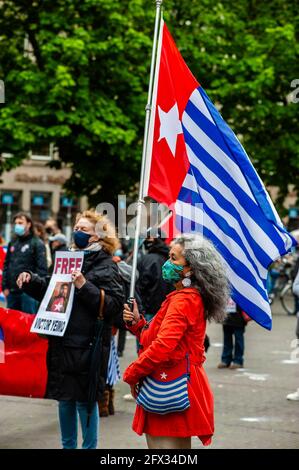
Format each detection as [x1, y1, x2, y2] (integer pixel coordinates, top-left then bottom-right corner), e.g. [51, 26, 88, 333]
[175, 86, 296, 329]
[143, 21, 297, 330]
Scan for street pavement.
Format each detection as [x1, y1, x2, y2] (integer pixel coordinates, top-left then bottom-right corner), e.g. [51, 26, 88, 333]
[0, 300, 298, 449]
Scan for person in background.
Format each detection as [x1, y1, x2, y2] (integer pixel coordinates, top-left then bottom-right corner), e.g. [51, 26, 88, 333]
[114, 239, 130, 261]
[286, 267, 299, 401]
[293, 264, 299, 342]
[16, 210, 124, 449]
[114, 251, 144, 358]
[137, 229, 173, 323]
[123, 235, 229, 449]
[45, 218, 61, 237]
[49, 233, 68, 265]
[98, 324, 121, 417]
[34, 222, 52, 270]
[2, 212, 47, 314]
[218, 298, 248, 369]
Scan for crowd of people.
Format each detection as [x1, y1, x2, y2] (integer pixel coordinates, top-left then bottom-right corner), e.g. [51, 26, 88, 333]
[0, 209, 298, 449]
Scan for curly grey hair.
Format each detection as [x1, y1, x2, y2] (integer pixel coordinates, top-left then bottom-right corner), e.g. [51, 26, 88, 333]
[174, 234, 229, 322]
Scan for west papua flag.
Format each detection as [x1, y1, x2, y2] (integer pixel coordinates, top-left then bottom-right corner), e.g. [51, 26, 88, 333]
[0, 308, 48, 397]
[0, 326, 4, 364]
[142, 20, 296, 329]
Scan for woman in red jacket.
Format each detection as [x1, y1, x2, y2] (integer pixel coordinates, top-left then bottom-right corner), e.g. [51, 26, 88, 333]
[123, 235, 229, 449]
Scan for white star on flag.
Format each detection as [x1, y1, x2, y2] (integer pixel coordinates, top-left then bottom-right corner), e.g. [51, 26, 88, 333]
[158, 103, 183, 157]
[160, 372, 168, 380]
[54, 303, 63, 312]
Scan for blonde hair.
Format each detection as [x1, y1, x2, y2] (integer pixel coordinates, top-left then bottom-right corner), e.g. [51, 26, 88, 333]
[75, 210, 119, 255]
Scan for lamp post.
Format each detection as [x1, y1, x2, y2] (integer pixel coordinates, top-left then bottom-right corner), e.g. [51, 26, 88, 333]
[62, 197, 73, 244]
[2, 193, 14, 243]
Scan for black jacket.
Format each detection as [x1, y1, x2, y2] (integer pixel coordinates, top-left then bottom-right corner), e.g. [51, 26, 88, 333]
[2, 234, 47, 292]
[137, 240, 173, 318]
[22, 249, 124, 402]
[223, 305, 246, 328]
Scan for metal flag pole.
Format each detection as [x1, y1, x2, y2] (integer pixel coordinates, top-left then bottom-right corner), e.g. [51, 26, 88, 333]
[129, 0, 163, 299]
[126, 208, 173, 265]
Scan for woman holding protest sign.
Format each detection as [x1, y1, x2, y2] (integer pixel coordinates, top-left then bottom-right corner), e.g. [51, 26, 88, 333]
[17, 210, 124, 449]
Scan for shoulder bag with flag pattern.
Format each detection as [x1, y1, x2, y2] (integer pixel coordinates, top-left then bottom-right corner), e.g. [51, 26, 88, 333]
[136, 354, 190, 414]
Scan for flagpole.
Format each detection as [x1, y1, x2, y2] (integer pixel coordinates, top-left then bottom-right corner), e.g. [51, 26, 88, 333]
[129, 0, 163, 299]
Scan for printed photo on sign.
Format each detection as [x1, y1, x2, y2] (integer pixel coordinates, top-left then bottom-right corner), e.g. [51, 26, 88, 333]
[46, 282, 71, 314]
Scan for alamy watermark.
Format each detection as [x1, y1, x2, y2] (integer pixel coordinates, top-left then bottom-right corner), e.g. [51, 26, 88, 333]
[0, 80, 4, 104]
[93, 196, 204, 245]
[289, 79, 299, 104]
[290, 338, 299, 363]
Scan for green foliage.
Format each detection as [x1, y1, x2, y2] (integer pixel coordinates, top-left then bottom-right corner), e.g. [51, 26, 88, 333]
[0, 0, 298, 207]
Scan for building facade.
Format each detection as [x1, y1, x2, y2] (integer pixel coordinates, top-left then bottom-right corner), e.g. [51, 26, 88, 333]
[0, 154, 87, 243]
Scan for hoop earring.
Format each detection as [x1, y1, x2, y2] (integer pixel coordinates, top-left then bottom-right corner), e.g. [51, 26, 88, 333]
[182, 277, 192, 287]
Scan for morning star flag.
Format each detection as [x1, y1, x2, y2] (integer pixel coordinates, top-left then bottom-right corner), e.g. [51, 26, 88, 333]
[142, 20, 297, 330]
[0, 308, 48, 397]
[0, 327, 4, 364]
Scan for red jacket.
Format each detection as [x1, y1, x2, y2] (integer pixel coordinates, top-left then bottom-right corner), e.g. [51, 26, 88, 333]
[123, 288, 214, 444]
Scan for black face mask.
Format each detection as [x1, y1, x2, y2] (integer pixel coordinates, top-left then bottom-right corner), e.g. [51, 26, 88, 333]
[45, 227, 53, 235]
[144, 240, 155, 250]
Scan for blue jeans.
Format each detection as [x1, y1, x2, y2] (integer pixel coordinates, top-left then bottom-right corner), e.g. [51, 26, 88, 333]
[7, 292, 39, 314]
[221, 325, 245, 366]
[58, 401, 99, 449]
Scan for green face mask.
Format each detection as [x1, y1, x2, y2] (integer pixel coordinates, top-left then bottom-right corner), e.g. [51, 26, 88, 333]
[162, 259, 184, 284]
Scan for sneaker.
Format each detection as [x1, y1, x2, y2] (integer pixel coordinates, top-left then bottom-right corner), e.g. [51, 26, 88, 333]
[286, 390, 299, 401]
[229, 363, 243, 369]
[123, 393, 135, 402]
[217, 362, 230, 369]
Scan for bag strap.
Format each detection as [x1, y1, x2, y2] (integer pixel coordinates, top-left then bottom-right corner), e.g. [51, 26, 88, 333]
[99, 288, 105, 321]
[186, 353, 190, 380]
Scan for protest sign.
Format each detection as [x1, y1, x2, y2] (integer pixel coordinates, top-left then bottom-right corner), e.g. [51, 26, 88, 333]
[30, 252, 84, 337]
[226, 298, 237, 313]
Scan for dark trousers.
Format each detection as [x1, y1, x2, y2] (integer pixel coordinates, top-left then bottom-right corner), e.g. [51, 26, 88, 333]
[117, 328, 127, 355]
[221, 325, 245, 366]
[7, 292, 39, 314]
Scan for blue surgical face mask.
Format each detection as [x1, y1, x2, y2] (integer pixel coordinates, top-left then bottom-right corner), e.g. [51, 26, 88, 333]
[72, 230, 91, 249]
[14, 224, 26, 237]
[114, 249, 123, 257]
[162, 259, 184, 284]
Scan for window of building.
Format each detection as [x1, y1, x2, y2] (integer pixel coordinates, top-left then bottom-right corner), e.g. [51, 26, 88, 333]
[0, 190, 22, 240]
[2, 143, 57, 162]
[58, 195, 79, 231]
[30, 191, 52, 222]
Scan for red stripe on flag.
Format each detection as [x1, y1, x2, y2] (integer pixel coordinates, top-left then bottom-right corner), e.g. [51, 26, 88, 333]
[0, 308, 48, 398]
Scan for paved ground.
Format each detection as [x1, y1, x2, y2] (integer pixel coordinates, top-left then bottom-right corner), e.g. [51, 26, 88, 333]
[0, 300, 298, 449]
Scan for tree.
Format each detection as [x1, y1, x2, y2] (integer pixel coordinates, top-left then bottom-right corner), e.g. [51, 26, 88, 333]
[0, 0, 298, 209]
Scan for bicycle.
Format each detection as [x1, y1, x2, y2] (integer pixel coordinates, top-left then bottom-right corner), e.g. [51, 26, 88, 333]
[280, 279, 297, 315]
[268, 256, 297, 315]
